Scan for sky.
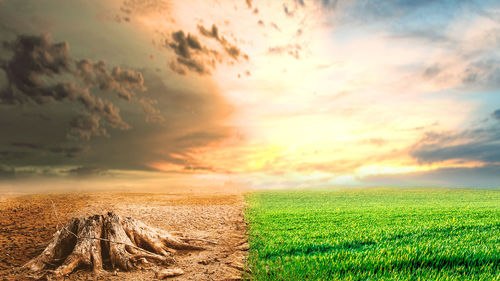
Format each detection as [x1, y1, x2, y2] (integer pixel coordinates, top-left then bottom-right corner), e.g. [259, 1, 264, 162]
[0, 0, 500, 191]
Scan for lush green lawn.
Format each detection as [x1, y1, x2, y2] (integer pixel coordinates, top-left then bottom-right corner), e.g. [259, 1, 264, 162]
[244, 188, 500, 280]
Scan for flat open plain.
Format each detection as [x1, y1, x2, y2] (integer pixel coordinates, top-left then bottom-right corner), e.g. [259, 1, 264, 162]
[0, 189, 247, 281]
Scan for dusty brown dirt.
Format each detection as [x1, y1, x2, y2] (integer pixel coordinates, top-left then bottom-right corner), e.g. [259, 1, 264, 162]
[0, 190, 248, 280]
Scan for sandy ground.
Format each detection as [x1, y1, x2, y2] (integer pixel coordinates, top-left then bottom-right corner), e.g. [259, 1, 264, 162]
[0, 189, 248, 280]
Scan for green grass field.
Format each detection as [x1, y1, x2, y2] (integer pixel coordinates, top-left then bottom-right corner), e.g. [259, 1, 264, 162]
[245, 188, 500, 280]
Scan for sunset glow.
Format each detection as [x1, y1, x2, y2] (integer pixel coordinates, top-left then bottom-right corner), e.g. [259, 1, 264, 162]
[1, 0, 500, 189]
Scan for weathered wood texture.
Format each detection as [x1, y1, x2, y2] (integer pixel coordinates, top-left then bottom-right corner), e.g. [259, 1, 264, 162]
[23, 212, 207, 278]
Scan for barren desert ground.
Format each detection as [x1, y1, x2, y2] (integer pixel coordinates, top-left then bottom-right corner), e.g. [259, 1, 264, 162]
[0, 188, 247, 280]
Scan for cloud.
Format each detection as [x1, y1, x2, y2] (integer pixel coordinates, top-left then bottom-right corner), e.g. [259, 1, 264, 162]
[116, 0, 171, 23]
[1, 33, 72, 104]
[268, 44, 302, 59]
[0, 151, 29, 160]
[68, 113, 109, 140]
[391, 28, 452, 44]
[108, 0, 249, 76]
[295, 0, 305, 6]
[138, 97, 165, 123]
[0, 165, 15, 178]
[270, 22, 281, 32]
[67, 166, 108, 176]
[174, 56, 210, 75]
[330, 0, 463, 24]
[168, 30, 203, 59]
[0, 58, 234, 175]
[417, 29, 500, 92]
[362, 164, 500, 188]
[117, 71, 235, 172]
[49, 145, 90, 158]
[0, 164, 107, 179]
[0, 165, 85, 179]
[197, 24, 247, 61]
[0, 34, 147, 140]
[493, 109, 500, 120]
[0, 3, 242, 179]
[422, 64, 441, 78]
[10, 142, 43, 149]
[9, 141, 89, 158]
[10, 142, 89, 157]
[198, 24, 220, 41]
[462, 59, 500, 88]
[410, 110, 500, 164]
[165, 25, 248, 75]
[283, 4, 294, 17]
[166, 30, 212, 75]
[76, 59, 146, 101]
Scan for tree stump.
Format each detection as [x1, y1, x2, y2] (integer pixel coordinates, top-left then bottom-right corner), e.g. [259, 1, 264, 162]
[22, 212, 210, 279]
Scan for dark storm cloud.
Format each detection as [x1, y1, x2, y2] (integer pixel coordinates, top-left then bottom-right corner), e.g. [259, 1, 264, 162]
[0, 151, 29, 160]
[165, 30, 214, 75]
[9, 141, 88, 158]
[0, 165, 15, 178]
[67, 166, 107, 176]
[57, 70, 235, 174]
[10, 142, 89, 157]
[362, 164, 500, 188]
[166, 30, 212, 75]
[410, 110, 500, 164]
[76, 59, 146, 101]
[168, 31, 203, 59]
[111, 0, 248, 76]
[165, 25, 247, 75]
[0, 68, 234, 178]
[49, 145, 89, 158]
[176, 57, 211, 75]
[412, 137, 500, 164]
[0, 3, 241, 180]
[197, 24, 247, 61]
[10, 142, 43, 149]
[0, 34, 72, 104]
[0, 34, 147, 140]
[68, 114, 110, 140]
[0, 165, 77, 179]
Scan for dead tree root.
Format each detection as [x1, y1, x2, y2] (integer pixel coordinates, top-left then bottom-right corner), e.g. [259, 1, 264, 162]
[22, 212, 210, 278]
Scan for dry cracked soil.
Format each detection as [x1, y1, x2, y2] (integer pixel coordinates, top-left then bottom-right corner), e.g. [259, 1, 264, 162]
[0, 188, 248, 281]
